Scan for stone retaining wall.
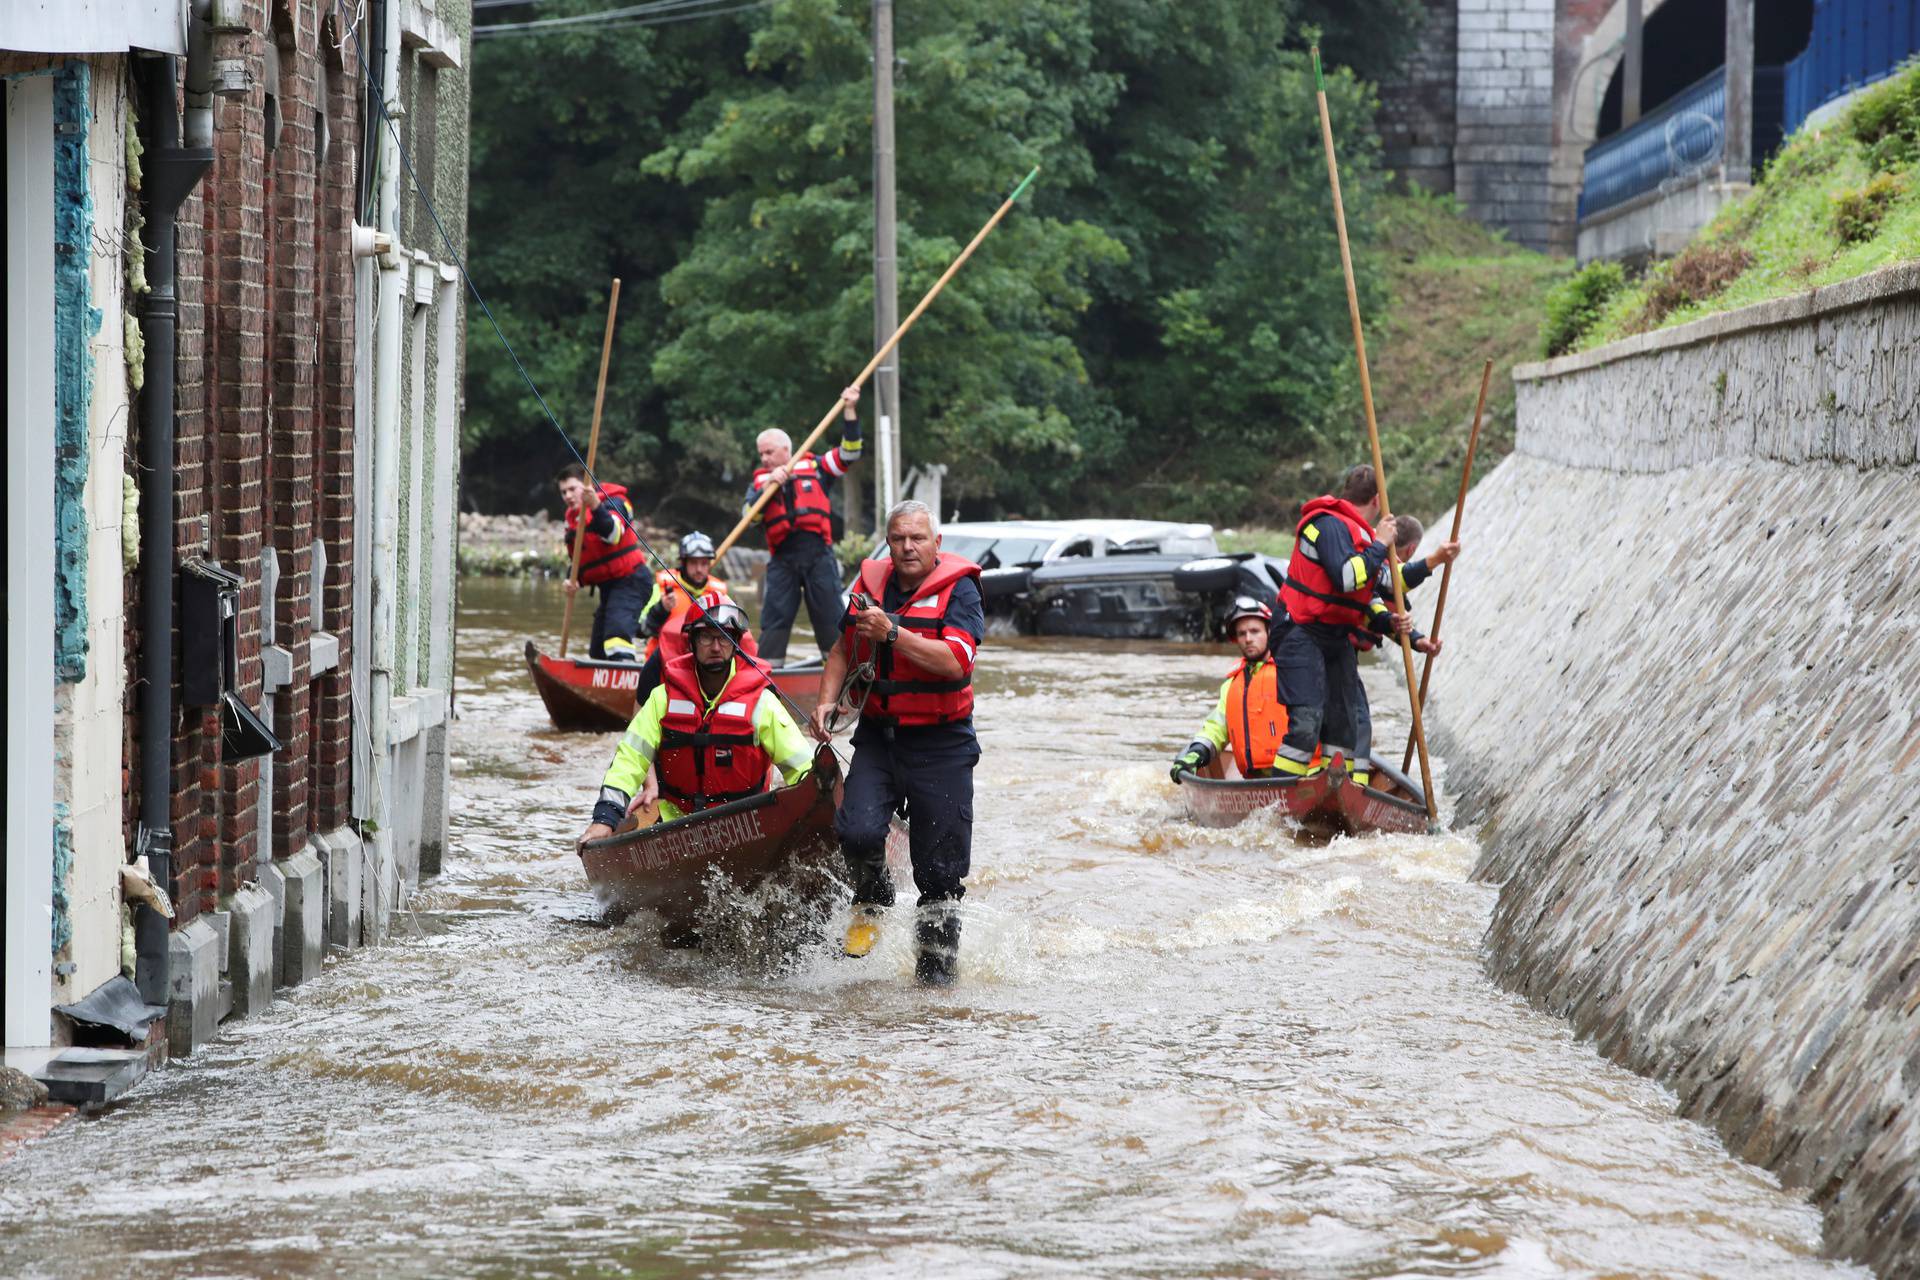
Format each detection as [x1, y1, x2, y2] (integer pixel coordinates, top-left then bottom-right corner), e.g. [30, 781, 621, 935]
[1419, 262, 1919, 1275]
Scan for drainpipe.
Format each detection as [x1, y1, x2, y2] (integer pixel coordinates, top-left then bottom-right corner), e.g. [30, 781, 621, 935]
[370, 0, 405, 823]
[133, 38, 215, 1007]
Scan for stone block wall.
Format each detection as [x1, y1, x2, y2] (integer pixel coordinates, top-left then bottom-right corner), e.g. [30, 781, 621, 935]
[1419, 262, 1920, 1274]
[1453, 0, 1557, 250]
[1378, 0, 1460, 194]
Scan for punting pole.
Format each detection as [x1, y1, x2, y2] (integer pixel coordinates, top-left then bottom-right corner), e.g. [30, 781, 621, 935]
[1402, 358, 1492, 774]
[559, 278, 622, 658]
[712, 166, 1041, 560]
[1310, 48, 1437, 822]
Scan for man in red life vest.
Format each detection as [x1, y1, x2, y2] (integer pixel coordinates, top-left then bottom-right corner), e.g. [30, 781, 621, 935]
[556, 463, 650, 662]
[1169, 598, 1317, 781]
[579, 603, 814, 841]
[814, 500, 985, 987]
[748, 385, 862, 662]
[1271, 465, 1440, 785]
[632, 531, 736, 707]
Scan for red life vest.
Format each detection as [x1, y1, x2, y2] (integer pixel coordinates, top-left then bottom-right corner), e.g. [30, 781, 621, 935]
[849, 554, 981, 726]
[645, 571, 731, 660]
[752, 454, 835, 553]
[1280, 496, 1378, 628]
[654, 654, 773, 812]
[564, 483, 646, 585]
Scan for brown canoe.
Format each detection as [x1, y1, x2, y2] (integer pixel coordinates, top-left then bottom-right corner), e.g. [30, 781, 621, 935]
[525, 640, 827, 732]
[1176, 752, 1430, 836]
[578, 745, 843, 929]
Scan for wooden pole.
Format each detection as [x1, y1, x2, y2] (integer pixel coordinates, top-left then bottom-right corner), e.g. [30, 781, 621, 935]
[1402, 358, 1492, 773]
[712, 166, 1041, 560]
[558, 278, 622, 658]
[1311, 48, 1437, 822]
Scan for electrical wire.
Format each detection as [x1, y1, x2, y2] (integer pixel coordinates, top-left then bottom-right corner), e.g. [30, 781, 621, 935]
[330, 0, 842, 764]
[474, 0, 772, 38]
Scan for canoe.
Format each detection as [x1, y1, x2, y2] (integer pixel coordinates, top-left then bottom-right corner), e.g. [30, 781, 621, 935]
[525, 640, 826, 732]
[1176, 752, 1430, 836]
[578, 745, 843, 931]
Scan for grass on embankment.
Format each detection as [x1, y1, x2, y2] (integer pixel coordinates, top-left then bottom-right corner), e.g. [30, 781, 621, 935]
[1366, 191, 1572, 520]
[1562, 62, 1920, 353]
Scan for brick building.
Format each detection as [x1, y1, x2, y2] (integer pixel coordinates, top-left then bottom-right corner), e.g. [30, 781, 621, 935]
[4, 0, 469, 1082]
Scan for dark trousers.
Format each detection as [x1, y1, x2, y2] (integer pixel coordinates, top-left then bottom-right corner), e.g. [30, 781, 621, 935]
[634, 650, 664, 705]
[1273, 622, 1372, 767]
[589, 572, 653, 660]
[759, 544, 846, 661]
[835, 735, 976, 907]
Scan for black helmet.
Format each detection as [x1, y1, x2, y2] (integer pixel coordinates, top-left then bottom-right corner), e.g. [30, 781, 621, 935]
[679, 531, 716, 561]
[684, 599, 750, 640]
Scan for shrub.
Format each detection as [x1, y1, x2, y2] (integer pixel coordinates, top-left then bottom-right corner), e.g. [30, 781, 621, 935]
[1540, 260, 1625, 356]
[1844, 61, 1920, 173]
[1832, 171, 1907, 244]
[1636, 243, 1754, 329]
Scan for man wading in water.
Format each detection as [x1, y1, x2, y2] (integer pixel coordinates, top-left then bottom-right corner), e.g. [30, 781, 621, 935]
[816, 501, 984, 987]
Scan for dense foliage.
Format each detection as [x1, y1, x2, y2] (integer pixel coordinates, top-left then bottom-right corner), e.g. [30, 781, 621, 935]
[467, 0, 1409, 526]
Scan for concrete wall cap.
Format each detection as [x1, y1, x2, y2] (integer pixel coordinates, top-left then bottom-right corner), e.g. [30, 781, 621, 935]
[1517, 260, 1920, 382]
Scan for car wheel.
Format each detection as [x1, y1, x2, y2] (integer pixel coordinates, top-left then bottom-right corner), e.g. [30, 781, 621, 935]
[1173, 557, 1242, 594]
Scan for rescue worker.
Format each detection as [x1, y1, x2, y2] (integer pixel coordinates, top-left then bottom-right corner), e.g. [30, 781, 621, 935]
[556, 463, 649, 662]
[632, 531, 733, 706]
[814, 500, 983, 988]
[748, 385, 863, 662]
[1170, 598, 1317, 781]
[579, 602, 815, 841]
[1270, 464, 1432, 785]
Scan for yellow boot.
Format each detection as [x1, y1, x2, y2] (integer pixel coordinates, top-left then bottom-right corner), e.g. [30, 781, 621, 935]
[843, 906, 883, 958]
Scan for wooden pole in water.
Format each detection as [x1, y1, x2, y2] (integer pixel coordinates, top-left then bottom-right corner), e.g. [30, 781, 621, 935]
[1402, 358, 1492, 774]
[1310, 48, 1438, 822]
[559, 278, 622, 658]
[712, 166, 1041, 560]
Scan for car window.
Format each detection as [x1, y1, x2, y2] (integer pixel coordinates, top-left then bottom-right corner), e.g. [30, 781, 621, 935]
[1054, 538, 1101, 559]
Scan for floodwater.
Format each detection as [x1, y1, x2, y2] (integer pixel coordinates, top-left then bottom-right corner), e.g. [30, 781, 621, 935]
[0, 576, 1866, 1279]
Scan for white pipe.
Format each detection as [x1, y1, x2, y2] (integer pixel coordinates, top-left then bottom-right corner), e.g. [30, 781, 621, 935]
[183, 0, 214, 148]
[369, 0, 405, 810]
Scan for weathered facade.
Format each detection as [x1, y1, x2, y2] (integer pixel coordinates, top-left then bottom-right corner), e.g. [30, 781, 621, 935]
[3, 0, 470, 1087]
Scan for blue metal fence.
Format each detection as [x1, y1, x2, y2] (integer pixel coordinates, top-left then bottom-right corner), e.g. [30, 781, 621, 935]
[1578, 67, 1728, 219]
[1783, 0, 1920, 132]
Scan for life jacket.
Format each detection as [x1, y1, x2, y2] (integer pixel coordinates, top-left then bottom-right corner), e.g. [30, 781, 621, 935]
[752, 454, 835, 553]
[1224, 658, 1287, 776]
[1280, 496, 1377, 629]
[654, 654, 773, 812]
[563, 483, 646, 585]
[850, 554, 981, 726]
[644, 570, 730, 660]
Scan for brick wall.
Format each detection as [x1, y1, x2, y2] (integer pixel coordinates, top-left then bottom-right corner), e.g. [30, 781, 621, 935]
[1453, 0, 1559, 251]
[129, 0, 359, 921]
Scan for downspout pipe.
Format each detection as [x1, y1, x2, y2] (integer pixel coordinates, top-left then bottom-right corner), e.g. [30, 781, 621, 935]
[134, 48, 214, 1009]
[369, 0, 405, 828]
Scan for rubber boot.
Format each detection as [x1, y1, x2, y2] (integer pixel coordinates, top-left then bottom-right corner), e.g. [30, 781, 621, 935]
[913, 903, 961, 988]
[843, 905, 883, 958]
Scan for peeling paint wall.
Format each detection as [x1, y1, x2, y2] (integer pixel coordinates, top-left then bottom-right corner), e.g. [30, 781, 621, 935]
[52, 59, 101, 685]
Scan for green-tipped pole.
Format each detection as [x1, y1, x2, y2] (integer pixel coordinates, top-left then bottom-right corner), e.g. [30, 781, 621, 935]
[1310, 43, 1439, 823]
[715, 167, 1044, 558]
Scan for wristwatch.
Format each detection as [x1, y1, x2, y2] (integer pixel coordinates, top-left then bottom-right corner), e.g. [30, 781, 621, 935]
[885, 619, 900, 645]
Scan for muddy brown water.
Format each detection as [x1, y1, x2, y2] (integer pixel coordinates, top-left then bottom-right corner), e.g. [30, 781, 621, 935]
[0, 578, 1866, 1279]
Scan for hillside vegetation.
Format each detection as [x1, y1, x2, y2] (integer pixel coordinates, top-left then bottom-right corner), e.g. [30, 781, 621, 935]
[1550, 62, 1920, 355]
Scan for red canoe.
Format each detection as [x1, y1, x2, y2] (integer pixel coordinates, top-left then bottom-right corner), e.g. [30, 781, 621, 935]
[525, 640, 826, 732]
[578, 745, 844, 932]
[1177, 752, 1430, 836]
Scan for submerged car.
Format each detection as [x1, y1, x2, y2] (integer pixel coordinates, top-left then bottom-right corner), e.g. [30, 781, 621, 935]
[868, 519, 1286, 640]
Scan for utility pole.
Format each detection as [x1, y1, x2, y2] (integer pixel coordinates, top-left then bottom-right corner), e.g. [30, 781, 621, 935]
[1724, 0, 1754, 182]
[1623, 0, 1643, 127]
[872, 0, 902, 524]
